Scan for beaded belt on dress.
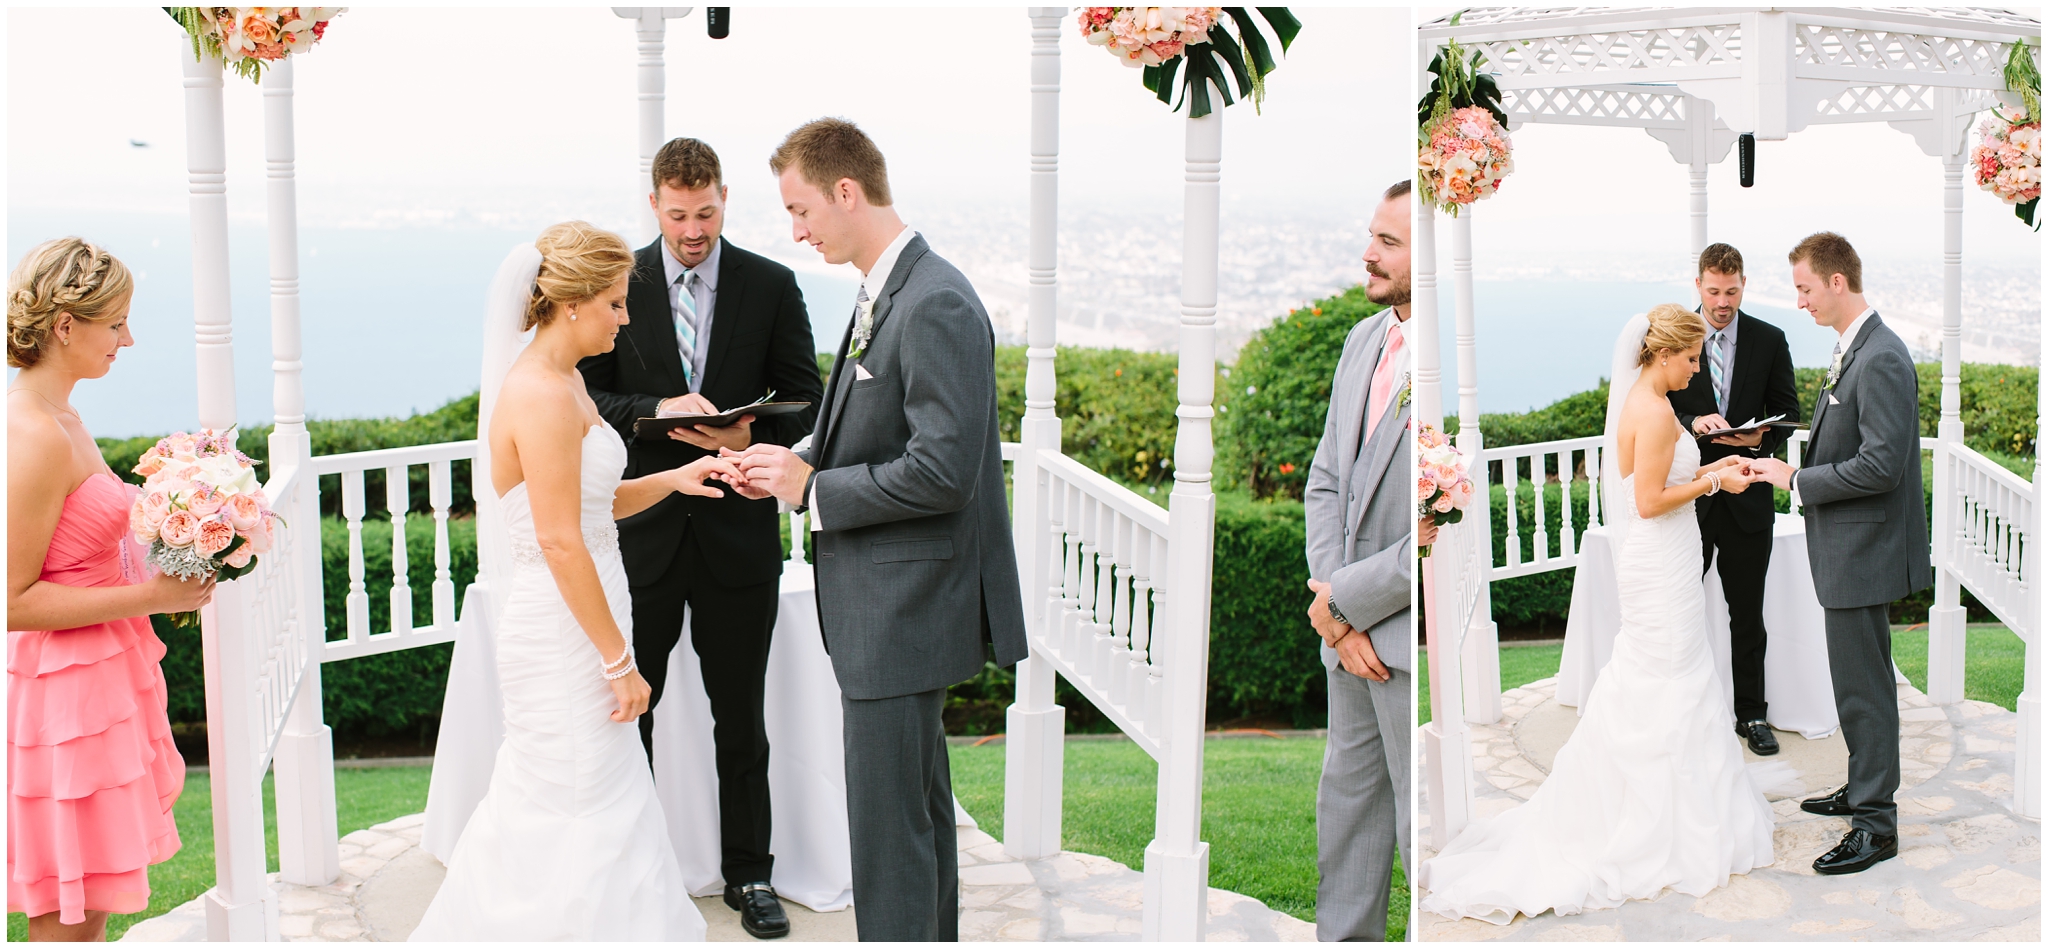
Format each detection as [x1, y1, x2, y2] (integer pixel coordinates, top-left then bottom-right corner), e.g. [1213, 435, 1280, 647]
[509, 523, 619, 567]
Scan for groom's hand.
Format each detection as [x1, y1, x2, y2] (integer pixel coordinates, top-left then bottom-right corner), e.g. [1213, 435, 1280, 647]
[1747, 456, 1795, 490]
[1334, 629, 1391, 682]
[1306, 579, 1352, 648]
[725, 445, 812, 507]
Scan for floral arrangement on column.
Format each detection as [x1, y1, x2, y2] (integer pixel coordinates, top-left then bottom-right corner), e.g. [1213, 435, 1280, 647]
[1077, 7, 1300, 118]
[167, 7, 345, 82]
[1415, 424, 1473, 558]
[1417, 21, 1513, 216]
[1974, 40, 2043, 229]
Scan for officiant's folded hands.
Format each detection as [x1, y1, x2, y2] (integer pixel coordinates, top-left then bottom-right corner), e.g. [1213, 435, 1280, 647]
[658, 392, 756, 451]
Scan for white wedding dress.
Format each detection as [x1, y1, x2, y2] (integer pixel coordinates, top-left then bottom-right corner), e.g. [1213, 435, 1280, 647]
[410, 423, 707, 941]
[1418, 421, 1778, 925]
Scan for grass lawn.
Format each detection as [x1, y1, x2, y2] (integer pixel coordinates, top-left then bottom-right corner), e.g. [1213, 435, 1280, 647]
[8, 766, 431, 942]
[1418, 641, 1563, 726]
[949, 737, 1404, 940]
[1891, 624, 2024, 712]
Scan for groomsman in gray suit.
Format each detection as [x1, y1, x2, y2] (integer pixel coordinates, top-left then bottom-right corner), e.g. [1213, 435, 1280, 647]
[730, 118, 1029, 941]
[1303, 180, 1416, 941]
[1751, 232, 1930, 876]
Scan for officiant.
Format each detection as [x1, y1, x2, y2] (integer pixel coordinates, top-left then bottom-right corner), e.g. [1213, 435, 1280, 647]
[1666, 242, 1800, 757]
[580, 137, 822, 938]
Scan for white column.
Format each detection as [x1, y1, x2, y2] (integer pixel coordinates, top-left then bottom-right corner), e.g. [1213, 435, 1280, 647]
[183, 42, 236, 430]
[1927, 152, 1968, 704]
[1413, 203, 1443, 427]
[1005, 6, 1067, 862]
[262, 58, 341, 889]
[615, 8, 692, 242]
[1144, 109, 1219, 943]
[1688, 162, 1709, 268]
[1422, 554, 1475, 850]
[1451, 211, 1501, 724]
[2021, 333, 2043, 820]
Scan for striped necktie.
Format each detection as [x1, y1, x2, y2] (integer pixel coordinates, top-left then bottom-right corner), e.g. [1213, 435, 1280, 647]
[674, 270, 699, 390]
[1708, 330, 1728, 415]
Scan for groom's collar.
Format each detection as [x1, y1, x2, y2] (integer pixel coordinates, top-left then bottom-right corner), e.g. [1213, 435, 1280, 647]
[860, 226, 918, 300]
[1837, 307, 1877, 352]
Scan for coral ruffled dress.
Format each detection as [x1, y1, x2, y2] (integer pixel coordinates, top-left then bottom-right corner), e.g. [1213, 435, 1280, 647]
[8, 472, 184, 924]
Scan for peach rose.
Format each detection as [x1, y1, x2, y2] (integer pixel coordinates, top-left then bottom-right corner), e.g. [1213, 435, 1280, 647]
[143, 490, 172, 526]
[187, 486, 225, 518]
[244, 517, 275, 554]
[130, 505, 156, 544]
[160, 510, 200, 548]
[197, 517, 235, 557]
[224, 546, 255, 569]
[134, 450, 168, 478]
[1433, 494, 1455, 513]
[226, 493, 264, 531]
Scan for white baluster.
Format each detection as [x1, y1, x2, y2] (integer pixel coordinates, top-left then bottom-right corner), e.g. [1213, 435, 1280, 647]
[1106, 514, 1132, 709]
[1126, 528, 1154, 729]
[343, 471, 369, 645]
[429, 460, 455, 629]
[1532, 451, 1552, 564]
[386, 465, 413, 636]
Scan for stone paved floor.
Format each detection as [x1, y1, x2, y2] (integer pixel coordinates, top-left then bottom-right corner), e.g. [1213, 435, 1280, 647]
[1417, 677, 2040, 941]
[121, 814, 1314, 942]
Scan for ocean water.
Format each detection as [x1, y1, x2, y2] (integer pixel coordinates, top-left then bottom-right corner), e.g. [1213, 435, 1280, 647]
[1426, 279, 1861, 416]
[7, 210, 860, 438]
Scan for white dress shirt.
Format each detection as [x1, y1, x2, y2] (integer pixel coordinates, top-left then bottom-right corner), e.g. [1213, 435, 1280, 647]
[809, 226, 920, 531]
[660, 238, 722, 394]
[1792, 306, 1877, 500]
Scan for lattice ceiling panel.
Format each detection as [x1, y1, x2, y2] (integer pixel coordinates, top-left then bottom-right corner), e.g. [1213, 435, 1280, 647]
[1478, 24, 1743, 79]
[1796, 26, 2014, 76]
[1505, 86, 1691, 125]
[1812, 83, 1939, 118]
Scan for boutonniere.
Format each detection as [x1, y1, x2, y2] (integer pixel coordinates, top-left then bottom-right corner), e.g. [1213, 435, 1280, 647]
[849, 296, 877, 358]
[1824, 348, 1845, 390]
[1396, 372, 1412, 410]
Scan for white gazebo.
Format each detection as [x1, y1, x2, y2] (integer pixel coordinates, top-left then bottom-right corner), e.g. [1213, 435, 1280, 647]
[1413, 6, 2042, 848]
[174, 7, 1238, 941]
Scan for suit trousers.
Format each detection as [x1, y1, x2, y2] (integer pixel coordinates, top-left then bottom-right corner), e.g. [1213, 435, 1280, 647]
[1699, 501, 1772, 723]
[631, 522, 780, 886]
[1824, 603, 1900, 838]
[841, 687, 958, 942]
[1317, 665, 1410, 942]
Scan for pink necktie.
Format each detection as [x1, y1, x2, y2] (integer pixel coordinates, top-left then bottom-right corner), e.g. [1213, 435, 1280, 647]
[1364, 323, 1405, 444]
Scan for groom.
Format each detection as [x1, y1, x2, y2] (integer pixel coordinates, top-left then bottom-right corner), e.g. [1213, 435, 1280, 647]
[1751, 232, 1930, 875]
[579, 137, 824, 937]
[1666, 243, 1800, 757]
[1303, 179, 1415, 942]
[731, 118, 1029, 941]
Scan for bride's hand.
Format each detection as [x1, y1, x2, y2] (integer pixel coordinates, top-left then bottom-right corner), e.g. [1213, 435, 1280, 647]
[1714, 464, 1757, 495]
[674, 456, 747, 497]
[1705, 456, 1747, 473]
[609, 668, 652, 722]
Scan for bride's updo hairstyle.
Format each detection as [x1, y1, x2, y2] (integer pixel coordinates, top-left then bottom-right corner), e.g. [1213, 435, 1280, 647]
[1637, 303, 1707, 367]
[523, 221, 633, 331]
[8, 237, 133, 369]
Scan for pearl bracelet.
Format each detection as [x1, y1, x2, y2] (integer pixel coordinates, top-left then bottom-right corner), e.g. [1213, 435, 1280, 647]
[603, 658, 637, 681]
[601, 643, 634, 674]
[1705, 472, 1722, 496]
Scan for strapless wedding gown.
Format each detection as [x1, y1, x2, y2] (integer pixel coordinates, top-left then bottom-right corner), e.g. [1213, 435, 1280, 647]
[1418, 429, 1776, 924]
[411, 425, 705, 941]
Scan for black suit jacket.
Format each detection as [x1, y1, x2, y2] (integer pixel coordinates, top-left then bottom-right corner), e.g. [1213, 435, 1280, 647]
[1668, 309, 1801, 533]
[580, 237, 823, 588]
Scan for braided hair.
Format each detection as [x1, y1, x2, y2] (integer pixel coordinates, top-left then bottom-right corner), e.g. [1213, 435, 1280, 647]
[7, 237, 133, 368]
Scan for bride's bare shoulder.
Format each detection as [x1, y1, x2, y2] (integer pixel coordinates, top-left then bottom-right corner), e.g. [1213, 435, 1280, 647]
[493, 362, 585, 441]
[1618, 386, 1677, 435]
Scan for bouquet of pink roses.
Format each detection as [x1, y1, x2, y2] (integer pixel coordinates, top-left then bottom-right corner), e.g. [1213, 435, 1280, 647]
[169, 7, 345, 83]
[1078, 7, 1222, 68]
[1419, 104, 1514, 213]
[1416, 424, 1474, 558]
[129, 429, 281, 626]
[1972, 104, 2041, 228]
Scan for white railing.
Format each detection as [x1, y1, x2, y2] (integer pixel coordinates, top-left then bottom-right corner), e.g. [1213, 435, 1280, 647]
[1480, 435, 1605, 579]
[1029, 452, 1173, 754]
[1940, 441, 2034, 641]
[310, 440, 474, 661]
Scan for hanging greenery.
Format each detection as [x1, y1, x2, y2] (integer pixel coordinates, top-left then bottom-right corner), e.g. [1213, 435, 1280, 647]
[1078, 8, 1301, 119]
[165, 7, 345, 83]
[1416, 18, 1514, 215]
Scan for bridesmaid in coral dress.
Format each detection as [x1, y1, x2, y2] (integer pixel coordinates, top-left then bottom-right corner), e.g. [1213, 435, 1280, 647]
[7, 239, 214, 942]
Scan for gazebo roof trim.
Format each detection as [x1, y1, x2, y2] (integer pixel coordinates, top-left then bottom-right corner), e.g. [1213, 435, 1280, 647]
[1420, 6, 2042, 38]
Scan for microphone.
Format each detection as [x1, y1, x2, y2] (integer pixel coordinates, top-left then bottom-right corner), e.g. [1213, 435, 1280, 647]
[707, 7, 729, 38]
[1738, 133, 1756, 188]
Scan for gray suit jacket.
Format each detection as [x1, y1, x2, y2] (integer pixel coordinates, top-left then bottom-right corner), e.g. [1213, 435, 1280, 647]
[1796, 314, 1933, 609]
[1304, 311, 1414, 672]
[800, 235, 1030, 700]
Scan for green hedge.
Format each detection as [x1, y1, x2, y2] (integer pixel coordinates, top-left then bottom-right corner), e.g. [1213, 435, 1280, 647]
[1218, 286, 1386, 499]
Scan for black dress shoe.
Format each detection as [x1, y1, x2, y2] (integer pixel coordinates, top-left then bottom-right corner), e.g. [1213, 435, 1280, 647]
[1800, 785, 1854, 817]
[1736, 720, 1779, 756]
[1813, 828, 1898, 875]
[724, 882, 790, 939]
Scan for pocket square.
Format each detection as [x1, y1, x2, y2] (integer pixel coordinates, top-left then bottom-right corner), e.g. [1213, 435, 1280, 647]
[855, 363, 874, 381]
[1828, 394, 1841, 405]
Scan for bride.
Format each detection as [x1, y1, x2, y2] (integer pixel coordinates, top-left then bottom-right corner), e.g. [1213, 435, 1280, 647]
[411, 222, 742, 940]
[1418, 304, 1780, 925]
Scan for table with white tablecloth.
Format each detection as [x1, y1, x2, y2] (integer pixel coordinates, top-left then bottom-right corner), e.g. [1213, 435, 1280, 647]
[1557, 513, 1874, 740]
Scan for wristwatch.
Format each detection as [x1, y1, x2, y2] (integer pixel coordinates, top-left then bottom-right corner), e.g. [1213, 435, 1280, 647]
[1326, 592, 1350, 627]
